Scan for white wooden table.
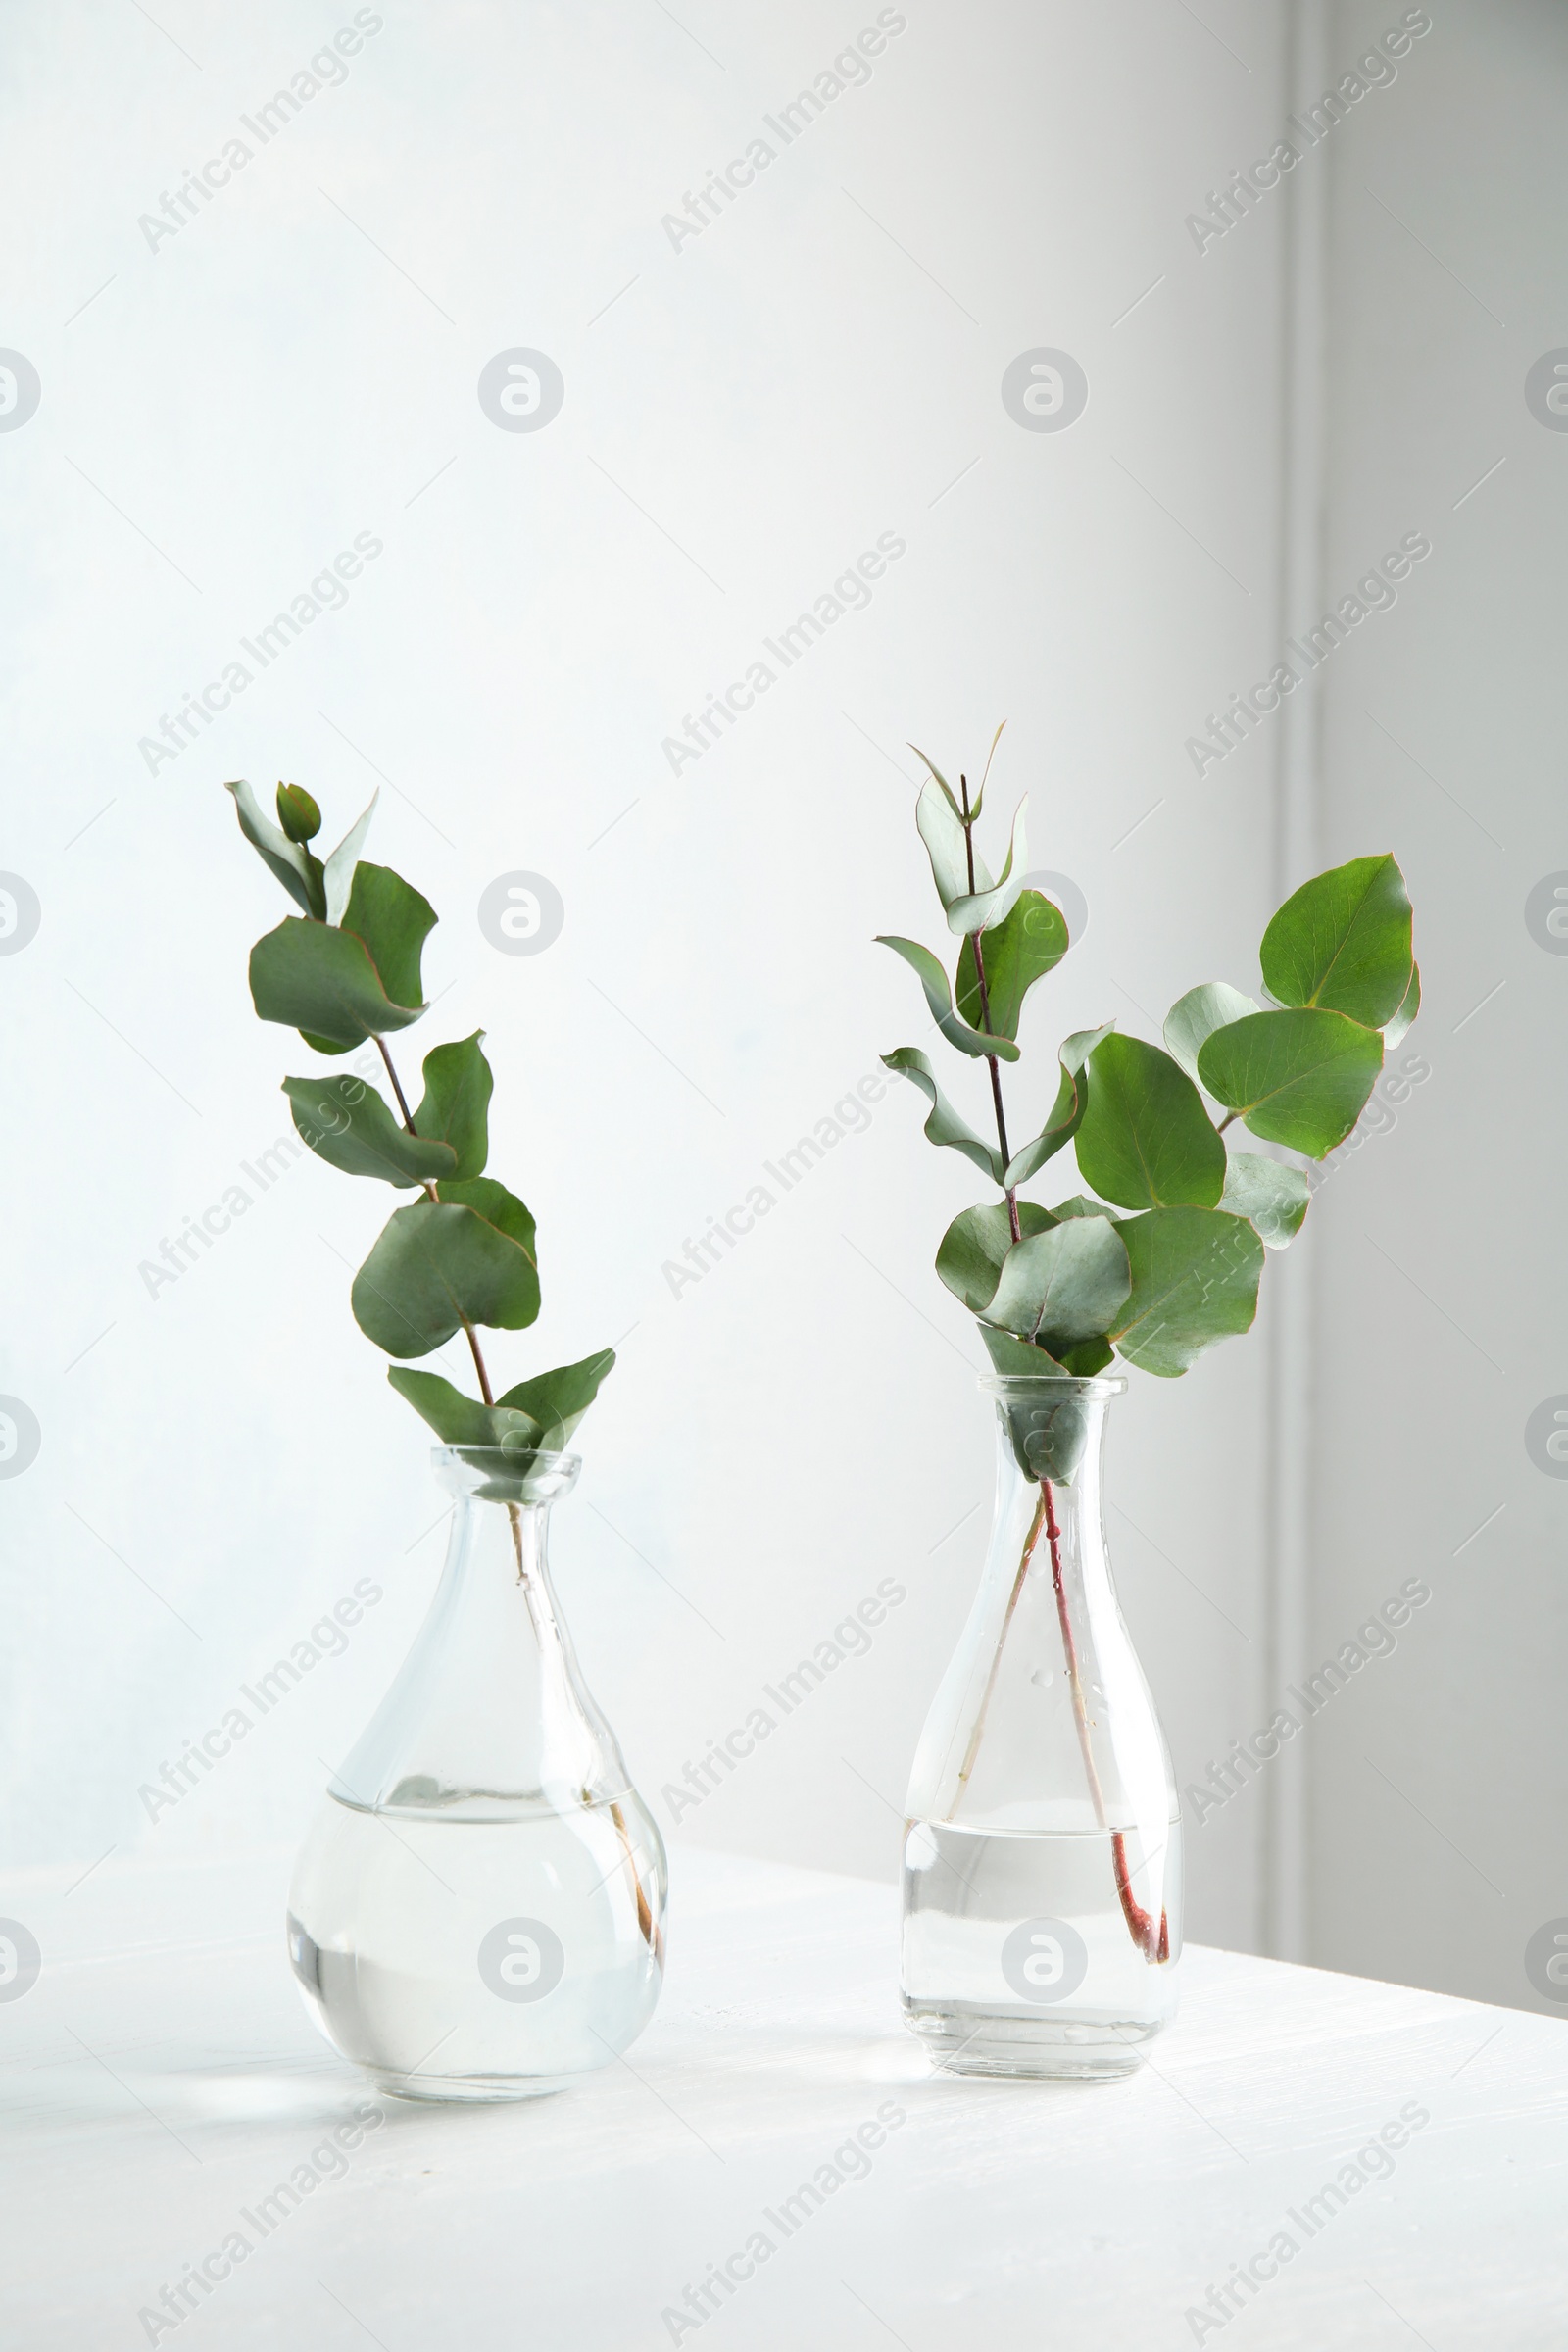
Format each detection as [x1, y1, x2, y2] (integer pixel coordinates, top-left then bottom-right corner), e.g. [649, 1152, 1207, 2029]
[3, 1846, 1564, 2348]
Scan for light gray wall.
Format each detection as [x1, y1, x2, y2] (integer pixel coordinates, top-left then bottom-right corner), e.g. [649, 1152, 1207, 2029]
[1304, 0, 1568, 2011]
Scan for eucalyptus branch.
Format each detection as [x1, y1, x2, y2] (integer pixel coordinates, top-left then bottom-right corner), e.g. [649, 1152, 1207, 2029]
[877, 732, 1417, 1972]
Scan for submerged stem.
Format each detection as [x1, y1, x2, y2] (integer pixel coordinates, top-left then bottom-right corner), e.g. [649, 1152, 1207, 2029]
[1039, 1479, 1167, 1964]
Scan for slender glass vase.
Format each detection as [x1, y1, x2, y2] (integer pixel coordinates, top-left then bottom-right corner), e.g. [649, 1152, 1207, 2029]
[288, 1446, 666, 2102]
[902, 1374, 1181, 2080]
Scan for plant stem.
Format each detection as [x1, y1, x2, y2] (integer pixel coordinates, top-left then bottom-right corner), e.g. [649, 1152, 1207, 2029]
[956, 1489, 1046, 1791]
[1039, 1478, 1168, 1963]
[375, 1027, 662, 1964]
[958, 772, 1020, 1245]
[1216, 1109, 1239, 1134]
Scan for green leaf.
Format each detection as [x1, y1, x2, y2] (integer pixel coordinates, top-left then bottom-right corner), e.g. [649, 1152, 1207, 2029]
[956, 890, 1069, 1040]
[1048, 1194, 1117, 1221]
[1109, 1207, 1264, 1378]
[1260, 854, 1413, 1027]
[1003, 1022, 1113, 1188]
[978, 1325, 1100, 1485]
[225, 779, 325, 917]
[1219, 1152, 1310, 1249]
[1383, 959, 1420, 1049]
[322, 793, 377, 926]
[1056, 1337, 1114, 1377]
[250, 917, 429, 1051]
[388, 1349, 616, 1453]
[947, 798, 1028, 936]
[283, 1073, 457, 1188]
[1198, 1007, 1383, 1157]
[496, 1349, 616, 1448]
[1074, 1034, 1226, 1211]
[386, 1366, 540, 1447]
[414, 1032, 493, 1180]
[876, 938, 1020, 1060]
[986, 1217, 1132, 1350]
[1163, 981, 1258, 1086]
[881, 1049, 1004, 1183]
[351, 1199, 541, 1358]
[436, 1177, 537, 1260]
[341, 863, 437, 1011]
[936, 1200, 1056, 1315]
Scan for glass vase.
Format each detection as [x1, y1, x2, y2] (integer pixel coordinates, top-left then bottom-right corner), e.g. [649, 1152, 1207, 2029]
[902, 1374, 1181, 2079]
[288, 1446, 666, 2102]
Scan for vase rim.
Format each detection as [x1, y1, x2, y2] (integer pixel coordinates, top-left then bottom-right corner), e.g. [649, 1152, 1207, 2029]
[978, 1372, 1127, 1399]
[432, 1445, 582, 1501]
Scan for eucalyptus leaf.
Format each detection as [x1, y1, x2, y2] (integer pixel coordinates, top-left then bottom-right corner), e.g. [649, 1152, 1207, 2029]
[1056, 1336, 1114, 1377]
[1260, 853, 1413, 1027]
[351, 1200, 541, 1358]
[250, 917, 428, 1051]
[436, 1176, 537, 1260]
[341, 863, 437, 1011]
[1109, 1206, 1264, 1377]
[876, 937, 1020, 1060]
[283, 1073, 457, 1188]
[1003, 1022, 1113, 1188]
[986, 1216, 1132, 1348]
[979, 1324, 1100, 1485]
[1383, 959, 1420, 1049]
[1198, 1007, 1383, 1157]
[1074, 1034, 1226, 1211]
[322, 792, 378, 927]
[386, 1366, 541, 1447]
[946, 798, 1028, 936]
[1219, 1151, 1310, 1248]
[882, 1049, 1004, 1183]
[915, 776, 987, 912]
[1163, 981, 1258, 1086]
[225, 779, 325, 918]
[496, 1348, 617, 1448]
[1048, 1194, 1117, 1221]
[908, 746, 965, 825]
[956, 890, 1069, 1039]
[936, 1201, 1056, 1316]
[415, 1031, 493, 1180]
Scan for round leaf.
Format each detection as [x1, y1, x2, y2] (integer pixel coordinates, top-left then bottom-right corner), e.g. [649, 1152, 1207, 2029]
[1074, 1034, 1226, 1211]
[986, 1216, 1132, 1348]
[1163, 981, 1258, 1086]
[1218, 1151, 1310, 1248]
[249, 917, 427, 1050]
[1109, 1206, 1264, 1377]
[1198, 1007, 1382, 1157]
[1260, 854, 1412, 1027]
[351, 1200, 540, 1358]
[936, 1200, 1056, 1314]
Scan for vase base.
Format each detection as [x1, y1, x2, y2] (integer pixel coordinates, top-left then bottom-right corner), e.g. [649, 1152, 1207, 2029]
[365, 2068, 570, 2106]
[903, 2002, 1162, 2082]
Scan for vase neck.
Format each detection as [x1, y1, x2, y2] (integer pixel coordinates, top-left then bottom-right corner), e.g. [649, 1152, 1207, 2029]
[331, 1489, 631, 1819]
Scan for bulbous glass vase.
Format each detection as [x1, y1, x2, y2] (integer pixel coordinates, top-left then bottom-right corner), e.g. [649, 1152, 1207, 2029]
[288, 1447, 666, 2102]
[902, 1374, 1181, 2080]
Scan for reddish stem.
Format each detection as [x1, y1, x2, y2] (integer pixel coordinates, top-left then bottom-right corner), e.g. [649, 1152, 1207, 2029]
[1040, 1478, 1167, 1962]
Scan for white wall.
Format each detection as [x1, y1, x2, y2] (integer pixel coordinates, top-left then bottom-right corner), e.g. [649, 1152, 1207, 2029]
[16, 1, 1549, 2016]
